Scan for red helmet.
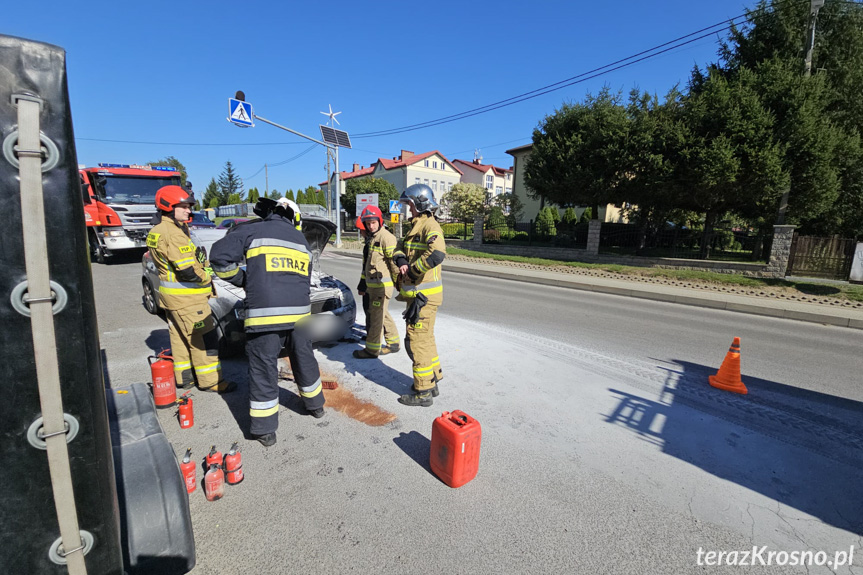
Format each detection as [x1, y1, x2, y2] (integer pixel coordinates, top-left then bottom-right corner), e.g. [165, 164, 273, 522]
[355, 216, 365, 230]
[155, 185, 194, 212]
[360, 205, 383, 227]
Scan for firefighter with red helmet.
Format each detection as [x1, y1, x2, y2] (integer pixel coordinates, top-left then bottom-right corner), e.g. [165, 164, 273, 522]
[393, 184, 446, 407]
[146, 185, 236, 393]
[353, 205, 400, 359]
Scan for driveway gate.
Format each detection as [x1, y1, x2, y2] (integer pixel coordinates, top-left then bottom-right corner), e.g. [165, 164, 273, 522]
[786, 234, 856, 279]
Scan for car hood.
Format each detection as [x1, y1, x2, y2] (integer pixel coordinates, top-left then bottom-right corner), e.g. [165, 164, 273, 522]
[189, 216, 335, 262]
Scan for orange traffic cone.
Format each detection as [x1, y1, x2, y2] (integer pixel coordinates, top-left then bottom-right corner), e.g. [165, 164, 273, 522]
[708, 337, 748, 395]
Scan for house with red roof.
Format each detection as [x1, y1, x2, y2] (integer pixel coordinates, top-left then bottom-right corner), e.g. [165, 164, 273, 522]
[451, 156, 514, 198]
[320, 150, 463, 210]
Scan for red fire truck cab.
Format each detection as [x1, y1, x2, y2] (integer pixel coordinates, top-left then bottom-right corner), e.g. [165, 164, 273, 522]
[80, 163, 182, 263]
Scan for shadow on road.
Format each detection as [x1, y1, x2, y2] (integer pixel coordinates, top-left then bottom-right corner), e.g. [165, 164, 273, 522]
[604, 359, 863, 535]
[393, 431, 436, 478]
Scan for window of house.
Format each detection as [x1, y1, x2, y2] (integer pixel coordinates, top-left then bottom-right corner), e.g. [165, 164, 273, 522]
[433, 161, 438, 169]
[415, 177, 421, 185]
[448, 182, 453, 191]
[424, 179, 429, 187]
[506, 187, 512, 194]
[424, 160, 429, 167]
[506, 174, 511, 181]
[432, 180, 437, 191]
[495, 186, 502, 195]
[441, 164, 445, 171]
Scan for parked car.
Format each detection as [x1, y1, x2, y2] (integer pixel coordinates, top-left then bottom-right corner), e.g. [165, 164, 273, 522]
[216, 217, 251, 230]
[142, 216, 356, 355]
[188, 212, 216, 229]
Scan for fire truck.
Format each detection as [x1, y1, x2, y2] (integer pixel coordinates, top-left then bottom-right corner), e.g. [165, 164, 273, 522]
[81, 163, 182, 263]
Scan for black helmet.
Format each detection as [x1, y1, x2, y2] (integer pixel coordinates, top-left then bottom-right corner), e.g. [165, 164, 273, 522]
[253, 197, 278, 218]
[400, 183, 438, 213]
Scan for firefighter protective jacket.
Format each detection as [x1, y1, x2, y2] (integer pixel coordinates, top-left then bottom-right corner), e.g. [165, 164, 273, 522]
[147, 217, 212, 310]
[393, 213, 446, 305]
[364, 226, 400, 290]
[209, 213, 313, 333]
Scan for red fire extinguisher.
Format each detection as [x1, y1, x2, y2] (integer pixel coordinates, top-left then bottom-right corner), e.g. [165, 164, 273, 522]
[178, 393, 194, 429]
[180, 448, 196, 493]
[148, 351, 176, 409]
[204, 464, 225, 501]
[205, 445, 223, 469]
[225, 442, 244, 485]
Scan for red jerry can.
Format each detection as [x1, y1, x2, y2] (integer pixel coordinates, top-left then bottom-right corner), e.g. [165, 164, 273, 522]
[430, 410, 481, 488]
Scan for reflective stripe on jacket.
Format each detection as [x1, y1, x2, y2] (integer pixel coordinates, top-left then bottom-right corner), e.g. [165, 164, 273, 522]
[209, 214, 313, 333]
[363, 227, 399, 290]
[394, 214, 446, 304]
[147, 218, 212, 310]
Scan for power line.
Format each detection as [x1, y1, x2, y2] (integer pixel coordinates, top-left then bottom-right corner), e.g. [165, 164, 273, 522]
[242, 144, 317, 181]
[352, 0, 816, 139]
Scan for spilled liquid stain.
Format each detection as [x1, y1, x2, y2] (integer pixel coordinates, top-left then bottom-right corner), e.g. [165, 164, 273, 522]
[279, 363, 396, 427]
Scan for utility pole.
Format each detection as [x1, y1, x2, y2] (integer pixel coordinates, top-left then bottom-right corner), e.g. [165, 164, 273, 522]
[265, 163, 268, 198]
[804, 0, 826, 77]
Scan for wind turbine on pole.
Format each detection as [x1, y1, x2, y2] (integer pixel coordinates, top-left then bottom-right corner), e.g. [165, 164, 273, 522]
[319, 105, 342, 219]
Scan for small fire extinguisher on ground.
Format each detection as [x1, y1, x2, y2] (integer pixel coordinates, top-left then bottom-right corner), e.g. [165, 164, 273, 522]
[205, 445, 223, 470]
[148, 350, 176, 409]
[225, 442, 244, 485]
[204, 463, 225, 501]
[180, 448, 196, 493]
[178, 393, 194, 429]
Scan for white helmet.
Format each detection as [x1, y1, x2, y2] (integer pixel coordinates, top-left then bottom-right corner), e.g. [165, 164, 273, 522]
[276, 198, 302, 229]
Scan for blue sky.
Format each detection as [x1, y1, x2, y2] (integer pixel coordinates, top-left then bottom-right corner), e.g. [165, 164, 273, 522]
[6, 0, 759, 196]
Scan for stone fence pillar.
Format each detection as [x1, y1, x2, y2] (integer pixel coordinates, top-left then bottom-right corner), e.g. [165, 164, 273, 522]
[766, 225, 796, 278]
[586, 219, 602, 255]
[472, 215, 484, 247]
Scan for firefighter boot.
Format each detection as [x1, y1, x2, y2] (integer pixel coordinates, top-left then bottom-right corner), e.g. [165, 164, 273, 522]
[397, 389, 434, 407]
[254, 432, 277, 447]
[352, 349, 378, 359]
[380, 343, 400, 355]
[200, 379, 238, 394]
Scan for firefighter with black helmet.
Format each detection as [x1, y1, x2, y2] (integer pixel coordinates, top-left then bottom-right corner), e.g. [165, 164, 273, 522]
[147, 185, 236, 393]
[393, 184, 446, 407]
[209, 197, 325, 447]
[353, 205, 400, 359]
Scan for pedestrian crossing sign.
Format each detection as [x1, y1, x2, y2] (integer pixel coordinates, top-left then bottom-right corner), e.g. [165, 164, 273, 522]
[228, 98, 254, 127]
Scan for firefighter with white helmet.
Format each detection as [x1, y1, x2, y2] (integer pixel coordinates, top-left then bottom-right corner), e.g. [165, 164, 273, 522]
[392, 184, 446, 407]
[352, 205, 401, 359]
[209, 197, 324, 447]
[146, 185, 236, 393]
[276, 197, 302, 230]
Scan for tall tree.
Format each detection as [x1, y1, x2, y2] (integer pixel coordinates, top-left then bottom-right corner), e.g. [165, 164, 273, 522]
[217, 161, 244, 205]
[524, 87, 629, 218]
[148, 155, 188, 187]
[247, 187, 260, 203]
[202, 177, 220, 208]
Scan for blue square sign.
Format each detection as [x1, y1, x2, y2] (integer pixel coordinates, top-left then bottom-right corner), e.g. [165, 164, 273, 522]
[389, 199, 400, 213]
[228, 98, 254, 127]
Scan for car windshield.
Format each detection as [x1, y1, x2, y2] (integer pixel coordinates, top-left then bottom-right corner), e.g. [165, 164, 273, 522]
[99, 175, 180, 205]
[191, 213, 212, 224]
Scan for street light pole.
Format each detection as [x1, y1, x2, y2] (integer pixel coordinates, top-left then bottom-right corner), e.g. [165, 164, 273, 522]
[804, 0, 826, 77]
[252, 114, 342, 246]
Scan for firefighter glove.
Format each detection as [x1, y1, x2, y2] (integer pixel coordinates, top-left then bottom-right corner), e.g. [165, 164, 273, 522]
[402, 292, 428, 325]
[196, 246, 207, 264]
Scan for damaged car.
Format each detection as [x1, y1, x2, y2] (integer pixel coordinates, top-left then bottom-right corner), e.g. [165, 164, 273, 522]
[142, 215, 356, 356]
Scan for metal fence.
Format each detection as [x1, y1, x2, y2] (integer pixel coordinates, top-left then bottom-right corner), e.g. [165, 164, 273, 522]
[598, 223, 769, 262]
[787, 234, 856, 279]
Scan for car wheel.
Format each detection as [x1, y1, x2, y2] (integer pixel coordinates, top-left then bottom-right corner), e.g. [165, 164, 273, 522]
[142, 278, 160, 315]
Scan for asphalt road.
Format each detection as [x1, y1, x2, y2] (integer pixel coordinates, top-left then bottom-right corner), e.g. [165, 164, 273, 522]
[92, 251, 863, 575]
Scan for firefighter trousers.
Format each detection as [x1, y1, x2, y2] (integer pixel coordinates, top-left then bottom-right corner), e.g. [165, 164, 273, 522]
[245, 329, 324, 436]
[364, 286, 400, 356]
[166, 302, 222, 389]
[404, 300, 442, 392]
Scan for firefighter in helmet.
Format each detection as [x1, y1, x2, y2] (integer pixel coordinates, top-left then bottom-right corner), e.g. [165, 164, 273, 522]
[209, 197, 325, 447]
[146, 185, 236, 393]
[353, 205, 401, 359]
[393, 184, 446, 407]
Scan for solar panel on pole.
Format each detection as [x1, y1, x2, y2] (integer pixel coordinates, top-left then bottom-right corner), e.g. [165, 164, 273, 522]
[319, 125, 352, 149]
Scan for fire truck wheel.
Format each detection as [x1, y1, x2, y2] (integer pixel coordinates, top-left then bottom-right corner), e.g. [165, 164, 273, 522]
[89, 229, 107, 264]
